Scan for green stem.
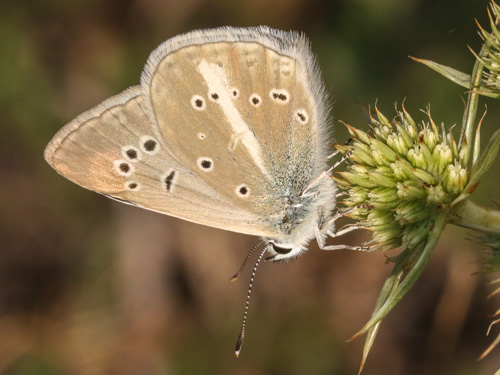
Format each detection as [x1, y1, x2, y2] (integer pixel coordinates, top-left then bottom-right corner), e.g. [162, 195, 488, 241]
[450, 200, 500, 235]
[353, 213, 447, 336]
[460, 43, 487, 166]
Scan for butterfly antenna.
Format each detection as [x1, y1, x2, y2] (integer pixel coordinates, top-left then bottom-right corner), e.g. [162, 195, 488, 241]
[230, 240, 264, 283]
[235, 244, 269, 357]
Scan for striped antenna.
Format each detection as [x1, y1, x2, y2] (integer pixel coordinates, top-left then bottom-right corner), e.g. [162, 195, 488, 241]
[235, 244, 269, 357]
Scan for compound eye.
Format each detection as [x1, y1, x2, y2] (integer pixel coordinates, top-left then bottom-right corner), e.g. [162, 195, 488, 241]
[272, 243, 293, 255]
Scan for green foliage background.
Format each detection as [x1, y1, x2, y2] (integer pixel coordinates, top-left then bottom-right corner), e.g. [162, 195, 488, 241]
[0, 0, 499, 374]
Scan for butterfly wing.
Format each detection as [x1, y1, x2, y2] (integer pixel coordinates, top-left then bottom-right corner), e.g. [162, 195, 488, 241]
[44, 86, 274, 237]
[45, 27, 335, 242]
[140, 27, 332, 235]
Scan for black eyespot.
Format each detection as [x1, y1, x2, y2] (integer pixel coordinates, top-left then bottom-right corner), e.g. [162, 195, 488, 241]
[191, 95, 206, 110]
[128, 182, 138, 189]
[119, 163, 130, 173]
[211, 93, 219, 100]
[239, 186, 248, 195]
[126, 149, 138, 159]
[252, 97, 260, 105]
[272, 243, 292, 254]
[233, 90, 238, 97]
[144, 139, 157, 152]
[273, 92, 287, 101]
[197, 157, 214, 172]
[164, 170, 176, 192]
[296, 110, 309, 124]
[114, 159, 134, 176]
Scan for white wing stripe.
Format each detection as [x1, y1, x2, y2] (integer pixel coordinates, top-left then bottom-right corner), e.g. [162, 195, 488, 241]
[197, 59, 271, 179]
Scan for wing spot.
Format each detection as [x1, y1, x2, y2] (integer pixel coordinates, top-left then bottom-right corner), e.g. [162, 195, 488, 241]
[230, 88, 239, 98]
[140, 136, 159, 155]
[125, 181, 140, 191]
[249, 94, 262, 107]
[197, 157, 214, 172]
[246, 59, 257, 67]
[114, 160, 134, 177]
[198, 132, 206, 140]
[209, 92, 219, 101]
[296, 109, 309, 124]
[122, 146, 141, 162]
[191, 95, 206, 110]
[236, 184, 250, 198]
[270, 89, 290, 104]
[163, 169, 177, 192]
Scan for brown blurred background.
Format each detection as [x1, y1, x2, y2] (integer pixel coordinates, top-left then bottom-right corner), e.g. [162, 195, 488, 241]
[1, 0, 500, 374]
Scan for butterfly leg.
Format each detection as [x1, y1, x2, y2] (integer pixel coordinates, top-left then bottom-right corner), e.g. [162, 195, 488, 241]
[301, 145, 354, 198]
[314, 224, 368, 251]
[300, 167, 333, 198]
[318, 203, 370, 232]
[327, 137, 352, 159]
[321, 243, 369, 251]
[314, 204, 371, 251]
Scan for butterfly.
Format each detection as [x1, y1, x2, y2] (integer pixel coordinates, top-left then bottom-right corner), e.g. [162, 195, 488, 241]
[45, 26, 347, 266]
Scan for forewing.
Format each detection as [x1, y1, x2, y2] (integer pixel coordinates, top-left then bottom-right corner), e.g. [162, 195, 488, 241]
[141, 27, 331, 226]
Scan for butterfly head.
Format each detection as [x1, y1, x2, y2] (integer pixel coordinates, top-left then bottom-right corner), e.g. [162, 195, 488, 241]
[264, 217, 321, 262]
[265, 241, 301, 262]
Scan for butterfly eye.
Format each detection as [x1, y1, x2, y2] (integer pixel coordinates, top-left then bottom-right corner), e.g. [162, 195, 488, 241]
[271, 243, 292, 255]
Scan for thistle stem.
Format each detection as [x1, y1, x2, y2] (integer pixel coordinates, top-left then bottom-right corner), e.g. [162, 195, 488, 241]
[460, 44, 487, 165]
[450, 200, 500, 235]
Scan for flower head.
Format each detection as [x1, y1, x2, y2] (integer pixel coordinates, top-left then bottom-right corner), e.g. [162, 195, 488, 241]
[335, 106, 467, 252]
[477, 2, 500, 96]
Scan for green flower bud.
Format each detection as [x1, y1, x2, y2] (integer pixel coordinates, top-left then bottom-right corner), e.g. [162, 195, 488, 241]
[419, 127, 437, 150]
[390, 159, 414, 181]
[432, 143, 453, 174]
[443, 162, 467, 194]
[396, 181, 426, 200]
[407, 146, 428, 170]
[336, 107, 468, 252]
[426, 184, 448, 205]
[412, 168, 437, 185]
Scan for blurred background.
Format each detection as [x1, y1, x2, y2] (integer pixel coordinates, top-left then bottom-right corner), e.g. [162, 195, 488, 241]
[1, 0, 500, 374]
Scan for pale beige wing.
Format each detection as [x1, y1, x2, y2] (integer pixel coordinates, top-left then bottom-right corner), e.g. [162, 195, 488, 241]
[44, 86, 275, 237]
[140, 26, 332, 228]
